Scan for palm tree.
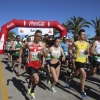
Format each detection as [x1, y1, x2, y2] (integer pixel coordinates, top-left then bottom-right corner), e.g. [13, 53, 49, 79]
[53, 28, 59, 35]
[8, 31, 16, 39]
[65, 16, 90, 40]
[90, 17, 100, 34]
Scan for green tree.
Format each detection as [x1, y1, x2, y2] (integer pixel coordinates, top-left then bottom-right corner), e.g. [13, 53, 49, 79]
[65, 16, 90, 40]
[53, 28, 59, 35]
[90, 17, 100, 34]
[8, 31, 16, 39]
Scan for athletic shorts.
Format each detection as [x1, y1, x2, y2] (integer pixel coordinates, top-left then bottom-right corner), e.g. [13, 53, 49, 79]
[28, 66, 38, 75]
[89, 56, 94, 67]
[93, 60, 100, 68]
[50, 61, 60, 69]
[75, 62, 85, 69]
[12, 55, 19, 60]
[46, 60, 50, 65]
[65, 55, 70, 60]
[5, 49, 12, 55]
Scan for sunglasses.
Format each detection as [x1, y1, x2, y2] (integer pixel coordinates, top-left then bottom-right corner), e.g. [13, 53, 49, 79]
[16, 38, 20, 39]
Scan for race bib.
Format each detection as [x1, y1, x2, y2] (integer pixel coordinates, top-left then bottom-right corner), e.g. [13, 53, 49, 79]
[79, 50, 86, 57]
[30, 52, 39, 61]
[53, 53, 60, 58]
[6, 46, 11, 50]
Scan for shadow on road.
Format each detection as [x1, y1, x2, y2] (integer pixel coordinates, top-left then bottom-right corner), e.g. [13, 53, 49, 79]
[7, 77, 30, 100]
[86, 76, 100, 86]
[38, 81, 50, 90]
[56, 79, 100, 100]
[55, 82, 82, 100]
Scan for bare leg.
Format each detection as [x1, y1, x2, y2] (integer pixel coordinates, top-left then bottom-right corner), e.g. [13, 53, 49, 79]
[78, 68, 86, 92]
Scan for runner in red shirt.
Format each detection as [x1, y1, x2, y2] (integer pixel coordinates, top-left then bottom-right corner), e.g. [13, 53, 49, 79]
[18, 30, 46, 99]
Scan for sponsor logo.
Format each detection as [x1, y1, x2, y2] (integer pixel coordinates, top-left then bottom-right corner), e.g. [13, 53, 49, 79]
[48, 22, 50, 26]
[48, 29, 52, 33]
[30, 29, 42, 32]
[20, 29, 24, 33]
[7, 23, 14, 28]
[57, 24, 64, 30]
[29, 21, 45, 26]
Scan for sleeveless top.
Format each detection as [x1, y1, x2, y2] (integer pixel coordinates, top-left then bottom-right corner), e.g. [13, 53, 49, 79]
[46, 47, 51, 60]
[27, 42, 42, 69]
[6, 42, 11, 50]
[51, 46, 61, 59]
[94, 41, 100, 62]
[75, 41, 88, 63]
[12, 41, 22, 56]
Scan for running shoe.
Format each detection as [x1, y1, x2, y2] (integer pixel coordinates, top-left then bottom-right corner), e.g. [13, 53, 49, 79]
[66, 78, 70, 88]
[8, 62, 10, 66]
[23, 67, 26, 71]
[41, 71, 44, 75]
[81, 92, 88, 98]
[17, 72, 20, 77]
[30, 93, 35, 99]
[47, 80, 51, 84]
[11, 67, 15, 72]
[27, 88, 31, 95]
[50, 87, 56, 93]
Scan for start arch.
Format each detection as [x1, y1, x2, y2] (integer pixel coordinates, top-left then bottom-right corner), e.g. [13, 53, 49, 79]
[0, 19, 67, 54]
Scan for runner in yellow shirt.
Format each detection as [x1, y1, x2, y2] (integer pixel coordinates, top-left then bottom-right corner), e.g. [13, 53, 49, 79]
[66, 29, 89, 98]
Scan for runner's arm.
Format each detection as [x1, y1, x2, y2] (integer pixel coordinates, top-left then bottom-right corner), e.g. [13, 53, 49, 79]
[11, 42, 16, 51]
[90, 41, 98, 56]
[19, 43, 29, 58]
[4, 43, 6, 50]
[41, 43, 47, 57]
[68, 42, 76, 58]
[60, 48, 65, 59]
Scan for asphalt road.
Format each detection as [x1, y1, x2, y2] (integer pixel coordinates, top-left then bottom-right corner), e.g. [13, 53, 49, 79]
[0, 54, 100, 100]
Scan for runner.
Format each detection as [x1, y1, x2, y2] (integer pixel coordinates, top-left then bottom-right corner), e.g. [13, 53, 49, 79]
[87, 32, 100, 76]
[45, 40, 53, 84]
[4, 38, 12, 64]
[11, 35, 22, 72]
[17, 36, 33, 76]
[46, 37, 65, 93]
[66, 29, 89, 98]
[18, 30, 46, 99]
[61, 37, 69, 73]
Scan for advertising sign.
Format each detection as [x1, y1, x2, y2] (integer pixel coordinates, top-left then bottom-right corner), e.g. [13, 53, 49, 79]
[18, 27, 53, 36]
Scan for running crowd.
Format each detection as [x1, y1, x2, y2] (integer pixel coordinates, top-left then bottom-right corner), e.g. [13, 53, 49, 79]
[4, 29, 100, 99]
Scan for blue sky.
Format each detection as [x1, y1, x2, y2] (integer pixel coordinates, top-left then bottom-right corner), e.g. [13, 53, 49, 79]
[0, 0, 100, 38]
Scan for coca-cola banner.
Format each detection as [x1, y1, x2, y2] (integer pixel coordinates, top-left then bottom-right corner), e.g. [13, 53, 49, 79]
[18, 27, 53, 35]
[0, 19, 67, 54]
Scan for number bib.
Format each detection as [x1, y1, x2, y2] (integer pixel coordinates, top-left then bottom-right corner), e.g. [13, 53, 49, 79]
[53, 53, 61, 59]
[6, 45, 11, 50]
[30, 52, 39, 61]
[79, 50, 86, 58]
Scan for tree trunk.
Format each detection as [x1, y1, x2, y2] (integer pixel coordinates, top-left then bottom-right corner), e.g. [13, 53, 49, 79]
[73, 34, 78, 41]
